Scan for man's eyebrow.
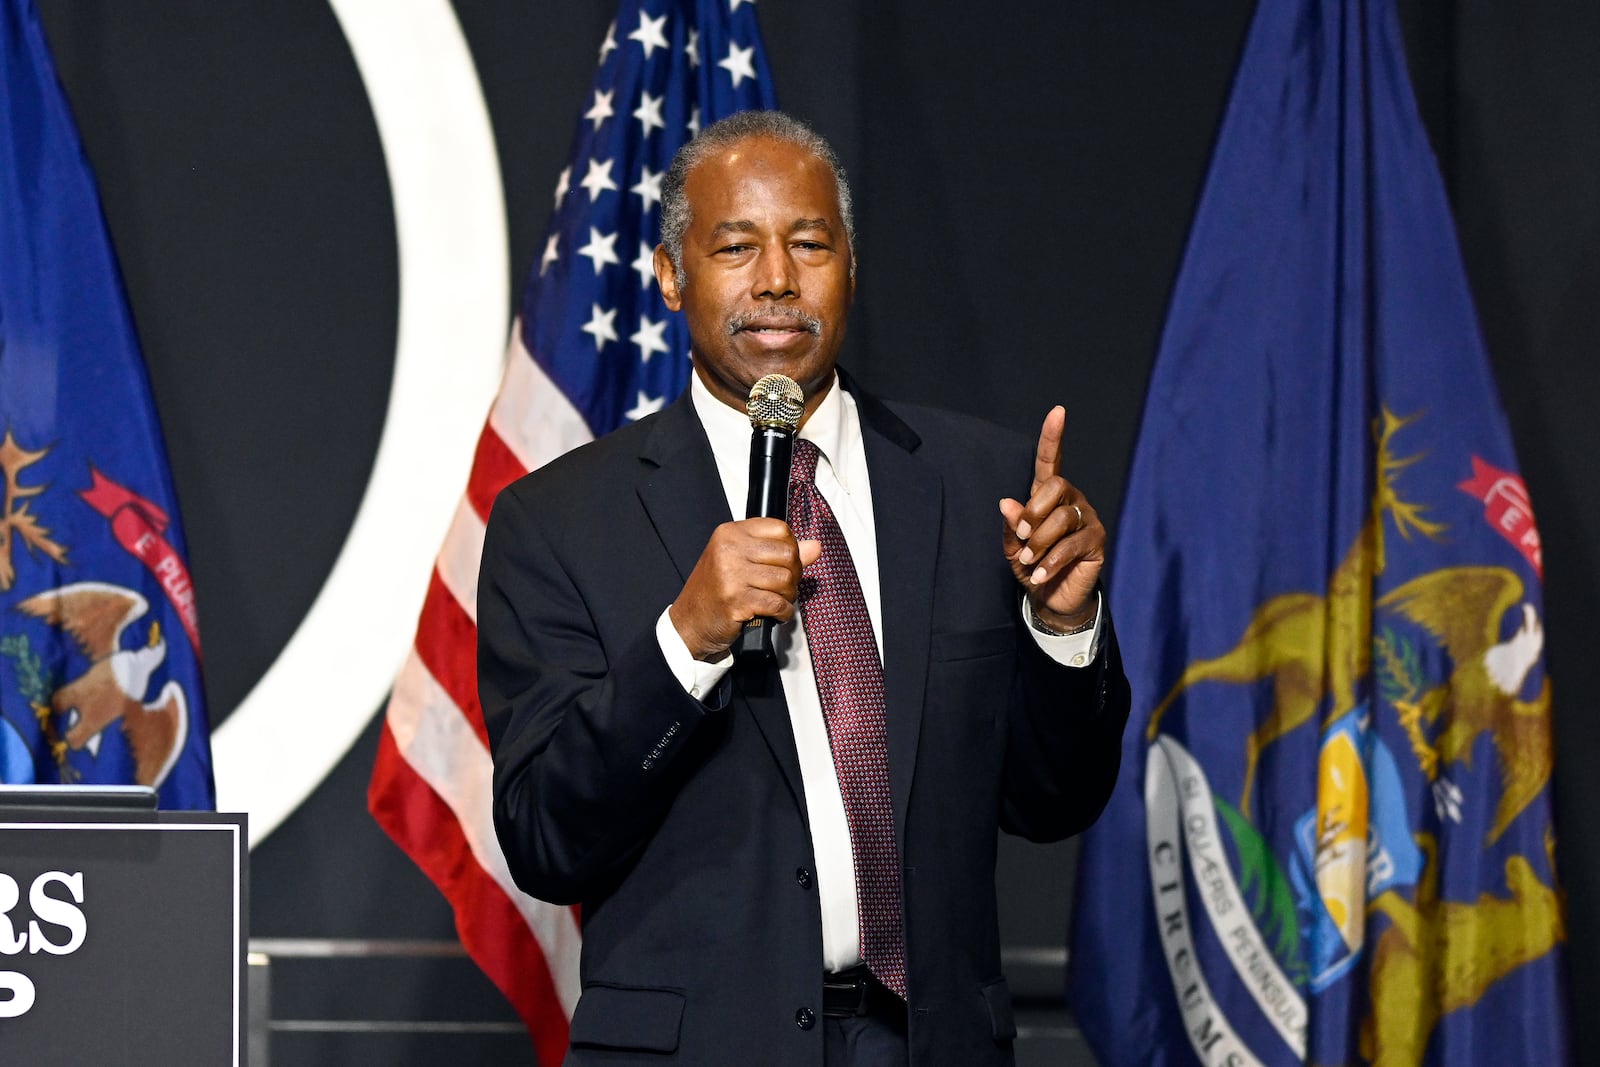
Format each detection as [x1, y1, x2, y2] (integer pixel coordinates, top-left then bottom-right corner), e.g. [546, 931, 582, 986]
[705, 218, 836, 241]
[708, 220, 759, 240]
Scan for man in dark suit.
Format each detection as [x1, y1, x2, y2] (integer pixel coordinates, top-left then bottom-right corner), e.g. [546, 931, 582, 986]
[480, 110, 1130, 1066]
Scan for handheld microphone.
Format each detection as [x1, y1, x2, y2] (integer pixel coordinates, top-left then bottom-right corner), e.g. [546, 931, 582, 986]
[735, 373, 805, 660]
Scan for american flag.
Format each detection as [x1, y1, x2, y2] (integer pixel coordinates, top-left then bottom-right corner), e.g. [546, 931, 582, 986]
[366, 0, 775, 1059]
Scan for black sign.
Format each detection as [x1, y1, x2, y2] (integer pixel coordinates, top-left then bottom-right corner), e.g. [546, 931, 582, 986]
[0, 810, 246, 1065]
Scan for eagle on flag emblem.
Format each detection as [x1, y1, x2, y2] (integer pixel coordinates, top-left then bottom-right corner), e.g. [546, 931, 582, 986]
[17, 581, 189, 788]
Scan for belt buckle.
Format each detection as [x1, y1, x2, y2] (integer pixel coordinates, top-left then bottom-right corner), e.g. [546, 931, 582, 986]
[822, 969, 871, 1018]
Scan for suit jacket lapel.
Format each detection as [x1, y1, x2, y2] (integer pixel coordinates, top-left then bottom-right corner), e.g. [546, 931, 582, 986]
[635, 394, 729, 579]
[849, 379, 940, 844]
[635, 393, 808, 816]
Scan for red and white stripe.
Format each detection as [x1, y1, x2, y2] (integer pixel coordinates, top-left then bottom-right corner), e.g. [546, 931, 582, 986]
[369, 329, 594, 1064]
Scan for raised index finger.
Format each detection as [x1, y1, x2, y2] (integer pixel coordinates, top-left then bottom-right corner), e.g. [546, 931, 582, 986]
[1032, 405, 1066, 492]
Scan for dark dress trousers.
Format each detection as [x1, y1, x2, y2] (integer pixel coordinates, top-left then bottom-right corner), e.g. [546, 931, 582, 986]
[479, 375, 1131, 1066]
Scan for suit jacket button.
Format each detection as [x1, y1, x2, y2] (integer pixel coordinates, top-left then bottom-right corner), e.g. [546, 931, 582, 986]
[795, 1006, 816, 1030]
[795, 867, 812, 889]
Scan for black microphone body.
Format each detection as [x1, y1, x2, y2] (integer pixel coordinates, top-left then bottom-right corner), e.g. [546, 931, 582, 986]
[733, 424, 795, 659]
[735, 373, 805, 660]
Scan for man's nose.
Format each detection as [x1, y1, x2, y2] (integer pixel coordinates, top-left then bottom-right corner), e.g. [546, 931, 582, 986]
[751, 245, 797, 299]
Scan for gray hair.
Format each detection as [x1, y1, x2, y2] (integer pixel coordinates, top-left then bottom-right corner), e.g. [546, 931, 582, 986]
[658, 110, 855, 289]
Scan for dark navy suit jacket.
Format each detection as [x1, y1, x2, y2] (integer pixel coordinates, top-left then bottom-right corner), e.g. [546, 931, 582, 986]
[479, 375, 1131, 1065]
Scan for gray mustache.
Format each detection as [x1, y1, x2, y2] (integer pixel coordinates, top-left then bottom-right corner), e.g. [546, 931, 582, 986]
[726, 307, 822, 336]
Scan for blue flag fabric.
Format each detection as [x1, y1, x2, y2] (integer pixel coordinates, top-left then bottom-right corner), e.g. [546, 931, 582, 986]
[526, 0, 777, 434]
[0, 0, 214, 807]
[1068, 1, 1569, 1064]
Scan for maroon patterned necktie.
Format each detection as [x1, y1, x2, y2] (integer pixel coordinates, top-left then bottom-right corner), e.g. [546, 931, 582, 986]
[787, 438, 907, 998]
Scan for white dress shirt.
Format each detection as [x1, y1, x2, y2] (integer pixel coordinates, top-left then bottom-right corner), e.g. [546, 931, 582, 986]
[654, 371, 1101, 972]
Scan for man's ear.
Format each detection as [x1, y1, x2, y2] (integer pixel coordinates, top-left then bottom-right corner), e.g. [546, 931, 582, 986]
[654, 245, 682, 310]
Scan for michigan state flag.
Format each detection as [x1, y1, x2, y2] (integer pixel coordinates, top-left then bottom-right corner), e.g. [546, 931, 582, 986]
[1068, 0, 1570, 1064]
[0, 0, 214, 807]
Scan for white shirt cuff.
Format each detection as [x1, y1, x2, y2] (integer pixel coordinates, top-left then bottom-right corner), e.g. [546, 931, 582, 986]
[1021, 591, 1103, 669]
[655, 606, 734, 701]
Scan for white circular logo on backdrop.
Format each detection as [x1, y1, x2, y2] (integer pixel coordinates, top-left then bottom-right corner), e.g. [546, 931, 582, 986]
[212, 0, 509, 847]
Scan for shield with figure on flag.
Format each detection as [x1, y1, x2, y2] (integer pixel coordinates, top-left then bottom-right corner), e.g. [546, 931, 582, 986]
[366, 1, 776, 1060]
[1068, 1, 1571, 1065]
[0, 0, 214, 808]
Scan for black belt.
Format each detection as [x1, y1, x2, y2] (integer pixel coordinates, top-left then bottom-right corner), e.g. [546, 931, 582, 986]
[821, 965, 905, 1020]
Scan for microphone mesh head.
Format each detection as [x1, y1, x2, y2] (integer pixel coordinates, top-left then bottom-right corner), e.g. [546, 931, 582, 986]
[746, 374, 805, 431]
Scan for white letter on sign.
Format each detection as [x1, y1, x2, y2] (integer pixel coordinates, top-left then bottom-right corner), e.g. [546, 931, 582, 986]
[0, 875, 26, 955]
[0, 970, 36, 1018]
[28, 872, 87, 956]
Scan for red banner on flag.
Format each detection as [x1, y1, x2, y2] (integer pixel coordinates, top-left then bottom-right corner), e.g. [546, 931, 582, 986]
[80, 467, 203, 653]
[1458, 456, 1543, 578]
